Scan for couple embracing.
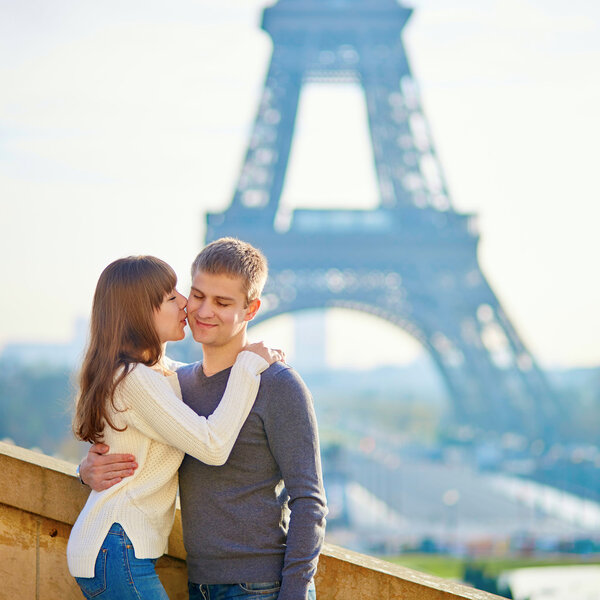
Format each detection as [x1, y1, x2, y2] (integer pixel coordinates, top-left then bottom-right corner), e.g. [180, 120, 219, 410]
[67, 237, 327, 600]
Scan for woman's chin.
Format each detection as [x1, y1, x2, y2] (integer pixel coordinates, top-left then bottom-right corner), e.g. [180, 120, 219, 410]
[166, 332, 186, 343]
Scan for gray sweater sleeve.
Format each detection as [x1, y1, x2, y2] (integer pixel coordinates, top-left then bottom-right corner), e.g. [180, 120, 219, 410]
[262, 367, 328, 600]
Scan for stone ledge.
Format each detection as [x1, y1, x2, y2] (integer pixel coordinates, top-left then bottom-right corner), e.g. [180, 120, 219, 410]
[0, 441, 504, 600]
[317, 544, 502, 600]
[0, 440, 88, 525]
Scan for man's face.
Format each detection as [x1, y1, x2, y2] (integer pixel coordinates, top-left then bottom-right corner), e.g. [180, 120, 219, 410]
[187, 270, 259, 348]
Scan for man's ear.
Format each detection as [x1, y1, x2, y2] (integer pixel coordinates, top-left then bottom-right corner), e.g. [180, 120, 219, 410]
[244, 298, 261, 322]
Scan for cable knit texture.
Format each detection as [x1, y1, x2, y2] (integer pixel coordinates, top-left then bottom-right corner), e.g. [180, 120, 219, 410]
[67, 351, 268, 578]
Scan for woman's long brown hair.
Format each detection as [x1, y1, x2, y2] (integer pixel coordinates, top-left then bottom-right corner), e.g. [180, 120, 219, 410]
[73, 256, 177, 443]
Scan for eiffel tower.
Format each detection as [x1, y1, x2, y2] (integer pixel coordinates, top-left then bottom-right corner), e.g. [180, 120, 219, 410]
[205, 0, 562, 439]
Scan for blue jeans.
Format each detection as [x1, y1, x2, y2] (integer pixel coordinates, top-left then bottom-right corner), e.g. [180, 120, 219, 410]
[188, 580, 317, 600]
[75, 523, 168, 599]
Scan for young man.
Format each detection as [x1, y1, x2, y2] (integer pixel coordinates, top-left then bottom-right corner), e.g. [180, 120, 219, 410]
[80, 238, 328, 600]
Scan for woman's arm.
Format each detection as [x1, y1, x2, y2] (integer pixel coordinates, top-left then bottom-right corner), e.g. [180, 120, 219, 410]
[124, 350, 270, 465]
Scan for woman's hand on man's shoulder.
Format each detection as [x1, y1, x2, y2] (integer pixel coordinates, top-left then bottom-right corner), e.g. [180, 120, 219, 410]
[244, 341, 285, 366]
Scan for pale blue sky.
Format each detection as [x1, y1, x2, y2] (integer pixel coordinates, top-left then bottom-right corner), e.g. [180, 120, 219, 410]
[1, 0, 599, 368]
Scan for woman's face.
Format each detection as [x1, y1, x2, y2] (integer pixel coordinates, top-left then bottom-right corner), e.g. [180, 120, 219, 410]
[153, 289, 188, 343]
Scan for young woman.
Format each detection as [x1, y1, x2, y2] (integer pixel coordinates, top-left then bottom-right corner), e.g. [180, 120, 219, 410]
[67, 256, 281, 599]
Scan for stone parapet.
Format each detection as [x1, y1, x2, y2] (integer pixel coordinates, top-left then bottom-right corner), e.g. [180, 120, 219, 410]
[0, 441, 503, 599]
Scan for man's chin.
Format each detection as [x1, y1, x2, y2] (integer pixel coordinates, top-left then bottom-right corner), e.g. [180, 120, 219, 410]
[190, 329, 213, 344]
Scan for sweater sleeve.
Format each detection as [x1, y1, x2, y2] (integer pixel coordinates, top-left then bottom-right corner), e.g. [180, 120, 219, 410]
[162, 355, 187, 372]
[122, 351, 268, 466]
[262, 368, 328, 600]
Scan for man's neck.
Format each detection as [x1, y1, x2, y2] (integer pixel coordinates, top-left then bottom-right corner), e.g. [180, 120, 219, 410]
[201, 333, 247, 377]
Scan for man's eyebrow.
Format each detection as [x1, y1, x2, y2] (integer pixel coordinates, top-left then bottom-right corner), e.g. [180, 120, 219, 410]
[190, 286, 236, 302]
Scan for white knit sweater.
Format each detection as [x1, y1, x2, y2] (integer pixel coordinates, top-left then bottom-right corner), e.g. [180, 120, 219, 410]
[67, 351, 268, 578]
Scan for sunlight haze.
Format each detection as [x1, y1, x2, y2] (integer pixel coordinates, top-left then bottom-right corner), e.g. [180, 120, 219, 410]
[1, 0, 599, 368]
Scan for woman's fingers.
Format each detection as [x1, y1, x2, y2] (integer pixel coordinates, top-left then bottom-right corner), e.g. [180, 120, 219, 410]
[245, 341, 287, 364]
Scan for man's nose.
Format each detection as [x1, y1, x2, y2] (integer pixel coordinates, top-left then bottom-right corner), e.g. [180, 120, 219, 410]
[194, 300, 213, 318]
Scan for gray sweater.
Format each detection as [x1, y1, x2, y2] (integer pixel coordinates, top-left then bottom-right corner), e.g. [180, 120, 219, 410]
[177, 361, 328, 600]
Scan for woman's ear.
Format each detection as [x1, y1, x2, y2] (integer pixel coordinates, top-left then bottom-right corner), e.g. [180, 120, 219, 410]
[244, 298, 261, 322]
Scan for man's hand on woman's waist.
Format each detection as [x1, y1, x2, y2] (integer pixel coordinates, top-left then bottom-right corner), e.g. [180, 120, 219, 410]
[79, 443, 138, 491]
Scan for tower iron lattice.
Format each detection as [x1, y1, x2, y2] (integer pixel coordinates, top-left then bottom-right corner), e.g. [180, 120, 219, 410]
[205, 0, 562, 439]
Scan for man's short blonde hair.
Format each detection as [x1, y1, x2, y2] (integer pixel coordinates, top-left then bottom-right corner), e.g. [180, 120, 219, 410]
[191, 237, 268, 305]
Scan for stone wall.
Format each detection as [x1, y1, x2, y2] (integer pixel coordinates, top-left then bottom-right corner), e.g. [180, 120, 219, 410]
[0, 442, 503, 599]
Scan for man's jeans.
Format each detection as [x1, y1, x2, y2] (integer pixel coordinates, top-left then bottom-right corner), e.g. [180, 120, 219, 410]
[75, 523, 168, 600]
[188, 580, 317, 600]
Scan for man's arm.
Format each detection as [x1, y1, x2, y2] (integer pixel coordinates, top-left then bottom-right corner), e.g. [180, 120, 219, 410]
[263, 368, 328, 600]
[79, 444, 138, 491]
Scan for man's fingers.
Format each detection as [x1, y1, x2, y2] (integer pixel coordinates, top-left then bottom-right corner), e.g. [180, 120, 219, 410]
[100, 477, 122, 491]
[96, 453, 136, 466]
[101, 466, 136, 479]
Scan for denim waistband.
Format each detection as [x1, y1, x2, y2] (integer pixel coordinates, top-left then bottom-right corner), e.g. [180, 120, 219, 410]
[107, 522, 125, 535]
